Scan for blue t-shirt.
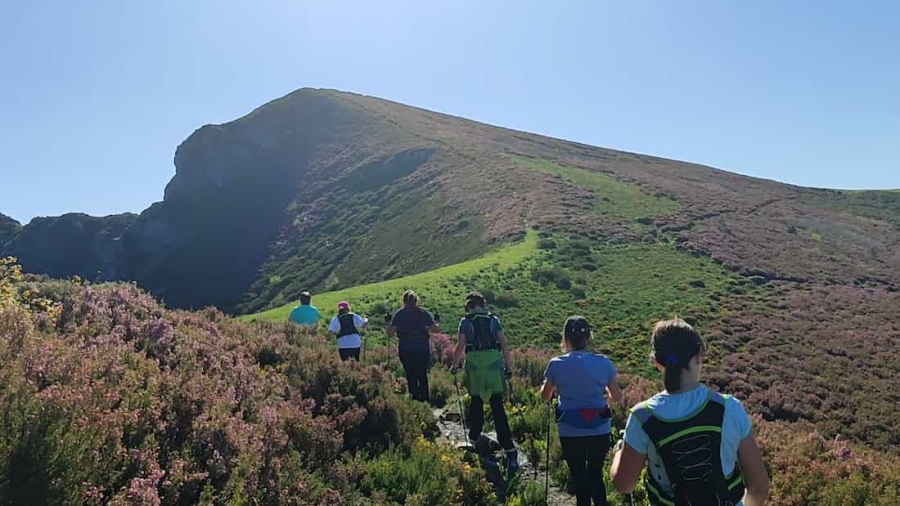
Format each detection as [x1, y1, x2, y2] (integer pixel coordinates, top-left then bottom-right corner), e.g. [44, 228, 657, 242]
[289, 304, 320, 326]
[544, 351, 617, 437]
[391, 307, 435, 354]
[624, 385, 752, 503]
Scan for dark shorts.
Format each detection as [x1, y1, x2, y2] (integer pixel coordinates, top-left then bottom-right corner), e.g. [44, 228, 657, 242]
[339, 347, 361, 361]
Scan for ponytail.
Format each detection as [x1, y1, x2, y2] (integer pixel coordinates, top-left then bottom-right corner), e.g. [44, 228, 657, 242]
[663, 356, 685, 393]
[402, 290, 419, 308]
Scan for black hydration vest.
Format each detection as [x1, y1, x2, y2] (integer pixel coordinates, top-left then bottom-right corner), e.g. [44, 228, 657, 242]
[632, 390, 745, 506]
[395, 308, 431, 341]
[464, 312, 500, 352]
[337, 313, 358, 338]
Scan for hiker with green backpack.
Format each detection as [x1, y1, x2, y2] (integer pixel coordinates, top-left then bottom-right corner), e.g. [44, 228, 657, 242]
[610, 318, 770, 506]
[451, 292, 519, 474]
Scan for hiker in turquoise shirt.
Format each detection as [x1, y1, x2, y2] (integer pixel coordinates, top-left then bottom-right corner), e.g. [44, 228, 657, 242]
[288, 291, 321, 333]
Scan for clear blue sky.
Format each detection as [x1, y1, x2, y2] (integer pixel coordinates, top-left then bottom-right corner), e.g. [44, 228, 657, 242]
[2, 1, 898, 224]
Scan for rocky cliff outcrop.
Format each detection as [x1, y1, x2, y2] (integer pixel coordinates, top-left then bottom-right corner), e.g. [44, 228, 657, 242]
[0, 213, 21, 247]
[3, 213, 137, 281]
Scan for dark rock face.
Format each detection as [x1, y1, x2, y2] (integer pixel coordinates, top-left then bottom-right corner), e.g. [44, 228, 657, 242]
[3, 213, 137, 281]
[1, 89, 439, 312]
[0, 213, 21, 247]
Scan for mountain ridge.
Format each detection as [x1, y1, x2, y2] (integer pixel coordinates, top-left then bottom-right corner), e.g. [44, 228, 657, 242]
[3, 87, 900, 452]
[2, 88, 899, 313]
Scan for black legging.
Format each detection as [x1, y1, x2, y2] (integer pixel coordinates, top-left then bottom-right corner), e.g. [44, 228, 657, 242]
[339, 348, 360, 361]
[399, 351, 430, 401]
[560, 434, 612, 506]
[468, 394, 514, 451]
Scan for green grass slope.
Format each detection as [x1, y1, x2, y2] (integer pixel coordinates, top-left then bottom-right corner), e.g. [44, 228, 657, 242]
[246, 228, 749, 376]
[245, 229, 539, 322]
[510, 154, 680, 220]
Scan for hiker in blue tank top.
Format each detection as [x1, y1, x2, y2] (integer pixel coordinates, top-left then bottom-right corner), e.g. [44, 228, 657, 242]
[611, 318, 770, 506]
[541, 316, 622, 506]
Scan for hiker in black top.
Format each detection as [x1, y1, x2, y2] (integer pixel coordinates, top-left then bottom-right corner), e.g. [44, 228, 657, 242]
[451, 292, 519, 474]
[611, 319, 770, 506]
[386, 290, 440, 402]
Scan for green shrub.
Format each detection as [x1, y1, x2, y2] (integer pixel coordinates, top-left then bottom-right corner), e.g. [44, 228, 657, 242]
[360, 438, 498, 505]
[507, 480, 547, 506]
[478, 288, 497, 303]
[494, 292, 520, 308]
[530, 266, 570, 287]
[570, 286, 586, 299]
[537, 239, 557, 250]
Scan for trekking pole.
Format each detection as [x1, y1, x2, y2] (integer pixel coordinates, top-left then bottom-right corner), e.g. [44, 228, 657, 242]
[545, 399, 552, 502]
[383, 312, 393, 373]
[453, 369, 470, 449]
[507, 380, 538, 480]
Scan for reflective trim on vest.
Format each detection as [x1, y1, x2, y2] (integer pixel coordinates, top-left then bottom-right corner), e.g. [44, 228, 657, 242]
[647, 480, 676, 506]
[728, 472, 744, 491]
[657, 425, 722, 447]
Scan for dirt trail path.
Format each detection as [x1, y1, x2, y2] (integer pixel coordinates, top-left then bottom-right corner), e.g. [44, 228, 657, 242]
[432, 404, 575, 505]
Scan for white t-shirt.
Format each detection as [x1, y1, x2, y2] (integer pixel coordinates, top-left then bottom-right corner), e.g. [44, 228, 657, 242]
[624, 385, 752, 505]
[328, 314, 367, 349]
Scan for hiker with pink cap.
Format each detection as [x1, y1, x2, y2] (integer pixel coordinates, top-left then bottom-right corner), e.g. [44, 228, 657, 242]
[327, 301, 368, 361]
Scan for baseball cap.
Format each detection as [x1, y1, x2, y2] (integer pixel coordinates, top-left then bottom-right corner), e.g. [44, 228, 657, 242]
[564, 315, 592, 340]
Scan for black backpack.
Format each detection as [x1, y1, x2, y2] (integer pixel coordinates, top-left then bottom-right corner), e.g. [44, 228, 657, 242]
[337, 313, 358, 338]
[464, 312, 500, 352]
[632, 390, 745, 506]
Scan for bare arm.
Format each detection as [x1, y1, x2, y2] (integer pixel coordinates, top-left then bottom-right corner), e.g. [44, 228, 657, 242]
[738, 435, 770, 506]
[606, 380, 623, 404]
[539, 379, 555, 403]
[496, 330, 512, 370]
[611, 442, 647, 494]
[386, 325, 396, 337]
[453, 333, 467, 367]
[427, 324, 441, 333]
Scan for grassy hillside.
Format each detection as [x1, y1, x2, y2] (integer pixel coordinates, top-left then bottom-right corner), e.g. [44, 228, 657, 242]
[510, 155, 680, 220]
[249, 229, 750, 377]
[245, 229, 539, 323]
